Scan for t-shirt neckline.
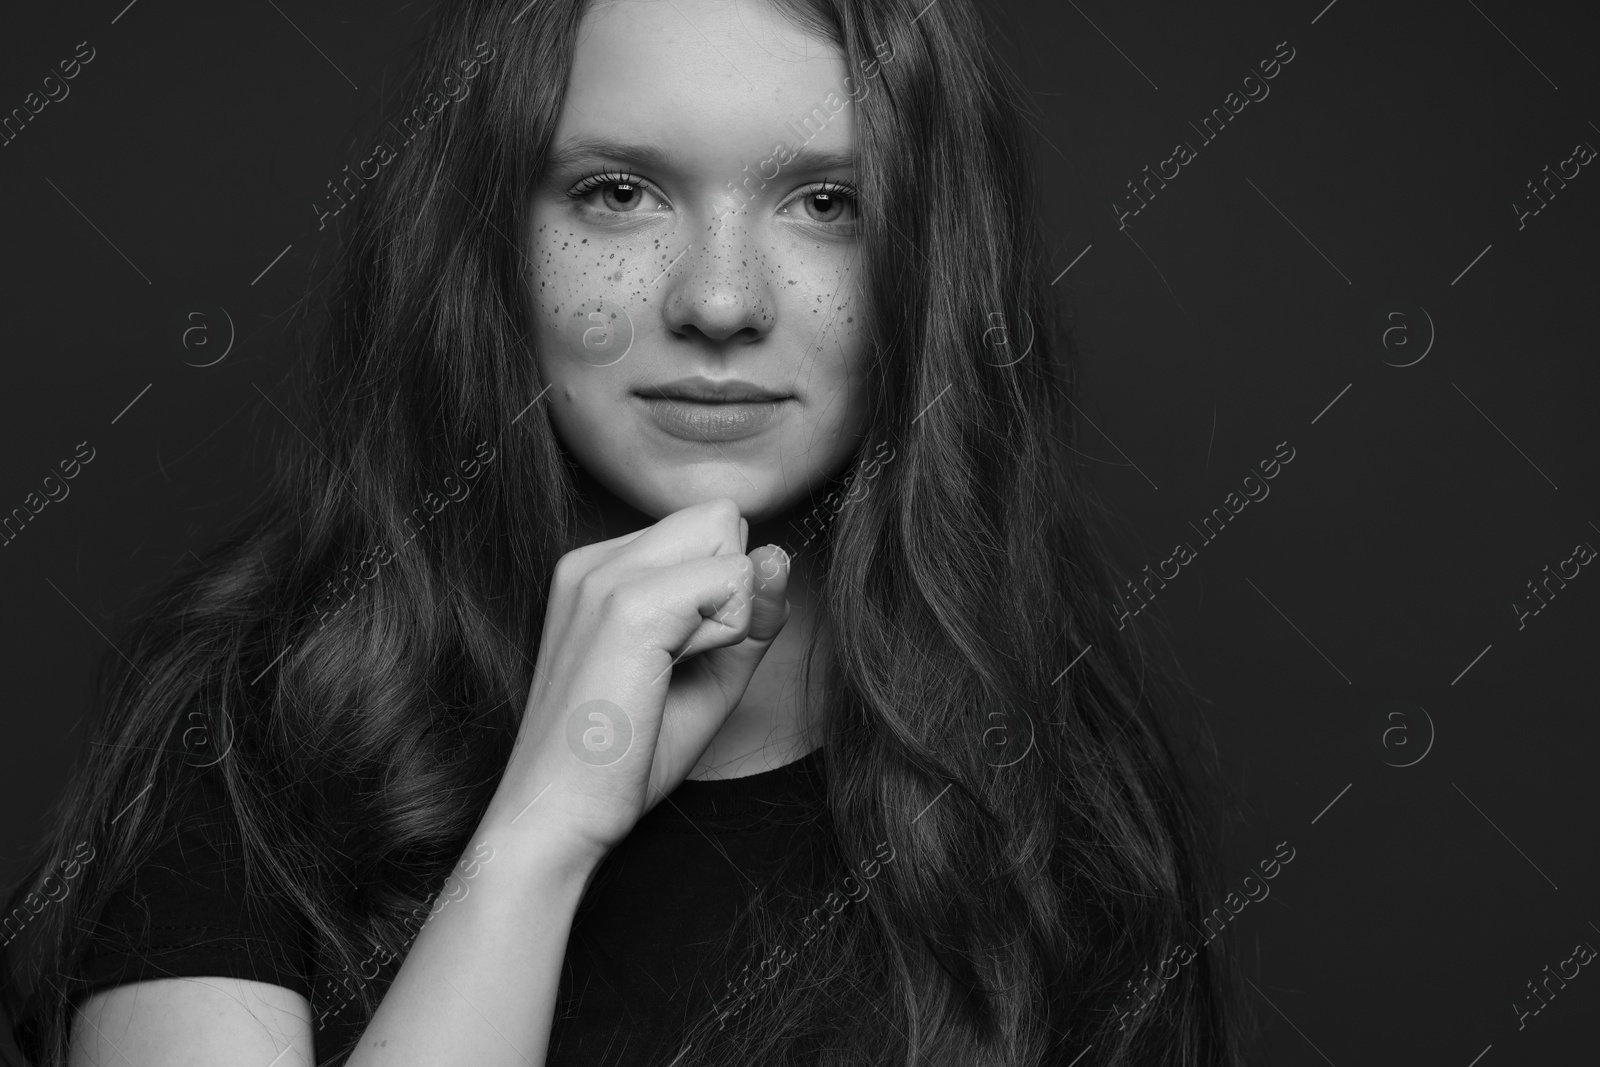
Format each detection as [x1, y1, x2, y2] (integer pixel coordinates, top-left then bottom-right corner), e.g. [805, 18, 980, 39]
[648, 744, 826, 825]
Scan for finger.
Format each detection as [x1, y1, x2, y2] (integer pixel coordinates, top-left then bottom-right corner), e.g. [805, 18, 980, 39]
[586, 553, 755, 673]
[610, 497, 745, 568]
[673, 555, 761, 662]
[562, 523, 651, 574]
[672, 548, 791, 706]
[683, 544, 786, 650]
[673, 544, 789, 678]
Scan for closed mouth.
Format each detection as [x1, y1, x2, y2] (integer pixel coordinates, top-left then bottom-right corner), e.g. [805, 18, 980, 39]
[638, 377, 790, 403]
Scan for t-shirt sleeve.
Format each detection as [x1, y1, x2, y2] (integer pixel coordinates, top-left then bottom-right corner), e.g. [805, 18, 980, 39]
[67, 768, 314, 1007]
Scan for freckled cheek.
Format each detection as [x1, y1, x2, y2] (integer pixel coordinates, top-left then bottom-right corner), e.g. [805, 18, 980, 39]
[529, 238, 640, 308]
[528, 228, 662, 376]
[809, 274, 873, 442]
[790, 265, 869, 374]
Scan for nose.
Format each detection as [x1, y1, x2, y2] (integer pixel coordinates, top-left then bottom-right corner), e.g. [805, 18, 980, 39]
[659, 206, 774, 347]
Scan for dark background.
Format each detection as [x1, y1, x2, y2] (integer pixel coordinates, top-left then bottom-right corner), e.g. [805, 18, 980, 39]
[1, 0, 1596, 1063]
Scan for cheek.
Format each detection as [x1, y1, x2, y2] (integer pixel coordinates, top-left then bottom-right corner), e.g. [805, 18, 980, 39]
[776, 246, 871, 425]
[527, 216, 676, 372]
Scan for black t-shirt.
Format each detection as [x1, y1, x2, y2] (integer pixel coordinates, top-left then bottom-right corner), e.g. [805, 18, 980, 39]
[48, 750, 830, 1066]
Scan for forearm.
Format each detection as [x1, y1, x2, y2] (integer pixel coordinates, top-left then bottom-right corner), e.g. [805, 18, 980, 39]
[344, 817, 599, 1067]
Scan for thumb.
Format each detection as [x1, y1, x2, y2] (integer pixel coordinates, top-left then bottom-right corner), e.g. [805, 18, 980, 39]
[744, 545, 791, 642]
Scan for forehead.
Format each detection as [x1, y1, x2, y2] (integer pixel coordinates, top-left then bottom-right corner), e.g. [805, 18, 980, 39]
[560, 0, 853, 172]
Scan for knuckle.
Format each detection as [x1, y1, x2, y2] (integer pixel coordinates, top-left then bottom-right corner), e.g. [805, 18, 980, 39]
[595, 580, 650, 625]
[575, 565, 618, 610]
[703, 496, 741, 526]
[552, 549, 588, 590]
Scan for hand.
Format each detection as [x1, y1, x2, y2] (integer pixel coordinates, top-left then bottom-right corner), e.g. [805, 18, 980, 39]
[485, 498, 791, 863]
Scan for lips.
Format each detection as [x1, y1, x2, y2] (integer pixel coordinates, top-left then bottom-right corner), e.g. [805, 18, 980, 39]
[637, 376, 790, 403]
[634, 377, 792, 443]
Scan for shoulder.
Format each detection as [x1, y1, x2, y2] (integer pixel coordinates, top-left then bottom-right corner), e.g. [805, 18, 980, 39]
[63, 767, 320, 1062]
[70, 976, 313, 1067]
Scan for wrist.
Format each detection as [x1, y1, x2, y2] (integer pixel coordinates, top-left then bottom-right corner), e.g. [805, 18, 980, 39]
[476, 804, 607, 887]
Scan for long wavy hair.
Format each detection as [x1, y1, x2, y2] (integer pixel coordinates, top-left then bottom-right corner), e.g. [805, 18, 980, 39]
[1, 0, 1250, 1064]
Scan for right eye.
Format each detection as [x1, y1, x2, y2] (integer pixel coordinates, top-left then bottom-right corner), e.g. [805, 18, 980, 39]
[567, 170, 670, 215]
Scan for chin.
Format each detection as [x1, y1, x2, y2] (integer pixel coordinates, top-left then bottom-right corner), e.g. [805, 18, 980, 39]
[626, 468, 793, 524]
[569, 430, 865, 534]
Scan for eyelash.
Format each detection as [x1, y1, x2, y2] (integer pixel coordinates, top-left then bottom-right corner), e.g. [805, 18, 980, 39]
[566, 170, 860, 221]
[567, 169, 652, 201]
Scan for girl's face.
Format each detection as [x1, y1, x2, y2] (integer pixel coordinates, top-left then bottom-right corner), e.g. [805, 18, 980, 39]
[527, 0, 873, 524]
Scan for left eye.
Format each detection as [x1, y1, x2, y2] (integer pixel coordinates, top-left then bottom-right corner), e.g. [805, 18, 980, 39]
[782, 184, 858, 225]
[594, 182, 646, 212]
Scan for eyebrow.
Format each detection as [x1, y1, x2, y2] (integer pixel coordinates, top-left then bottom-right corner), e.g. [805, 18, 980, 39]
[544, 136, 856, 176]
